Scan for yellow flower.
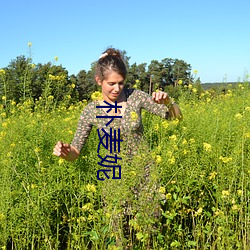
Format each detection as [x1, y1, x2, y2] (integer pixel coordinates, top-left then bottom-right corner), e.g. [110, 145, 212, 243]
[182, 139, 187, 145]
[77, 216, 86, 223]
[237, 189, 243, 196]
[188, 84, 193, 89]
[135, 79, 140, 83]
[105, 212, 111, 218]
[28, 42, 32, 47]
[178, 79, 183, 85]
[171, 118, 179, 126]
[0, 69, 6, 75]
[64, 117, 71, 122]
[48, 95, 54, 100]
[58, 158, 65, 165]
[192, 88, 197, 93]
[194, 207, 203, 216]
[54, 56, 58, 62]
[154, 123, 159, 131]
[222, 190, 230, 197]
[71, 83, 76, 89]
[245, 106, 250, 112]
[0, 213, 5, 221]
[81, 203, 93, 212]
[155, 155, 162, 164]
[219, 156, 232, 164]
[225, 90, 232, 97]
[161, 120, 168, 129]
[169, 134, 177, 141]
[2, 96, 6, 100]
[165, 193, 172, 199]
[2, 122, 8, 128]
[208, 171, 217, 180]
[158, 186, 166, 194]
[167, 151, 173, 157]
[86, 184, 96, 193]
[130, 171, 136, 176]
[168, 156, 175, 165]
[214, 209, 223, 216]
[48, 74, 55, 80]
[203, 142, 212, 152]
[91, 91, 103, 101]
[193, 69, 198, 74]
[133, 84, 138, 89]
[7, 152, 12, 157]
[189, 138, 195, 144]
[130, 111, 138, 121]
[234, 113, 242, 120]
[232, 204, 239, 211]
[34, 147, 41, 153]
[245, 132, 250, 138]
[87, 215, 94, 221]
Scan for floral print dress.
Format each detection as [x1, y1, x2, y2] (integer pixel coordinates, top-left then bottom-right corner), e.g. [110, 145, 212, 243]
[72, 88, 171, 228]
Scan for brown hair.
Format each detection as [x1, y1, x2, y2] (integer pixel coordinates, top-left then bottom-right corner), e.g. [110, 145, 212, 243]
[95, 48, 127, 81]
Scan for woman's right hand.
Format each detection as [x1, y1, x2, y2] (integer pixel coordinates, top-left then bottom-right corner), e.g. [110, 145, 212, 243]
[53, 141, 71, 158]
[53, 141, 80, 161]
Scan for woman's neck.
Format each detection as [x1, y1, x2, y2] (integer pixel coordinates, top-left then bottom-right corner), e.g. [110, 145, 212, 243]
[103, 89, 126, 104]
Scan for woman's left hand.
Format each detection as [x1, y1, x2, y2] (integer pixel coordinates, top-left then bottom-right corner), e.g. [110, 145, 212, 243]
[152, 91, 171, 104]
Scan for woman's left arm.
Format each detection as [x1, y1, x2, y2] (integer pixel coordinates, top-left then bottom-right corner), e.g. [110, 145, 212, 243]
[152, 91, 183, 120]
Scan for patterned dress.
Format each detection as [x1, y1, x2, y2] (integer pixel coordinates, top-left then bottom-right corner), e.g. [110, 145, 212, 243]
[72, 88, 171, 238]
[71, 88, 169, 155]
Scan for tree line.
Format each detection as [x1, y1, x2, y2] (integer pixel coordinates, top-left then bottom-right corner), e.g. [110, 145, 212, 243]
[0, 51, 200, 106]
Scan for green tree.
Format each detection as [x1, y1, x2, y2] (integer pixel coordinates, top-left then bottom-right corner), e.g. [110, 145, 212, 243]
[148, 60, 164, 91]
[171, 59, 192, 86]
[76, 68, 98, 101]
[4, 55, 33, 102]
[32, 62, 69, 103]
[127, 63, 149, 92]
[148, 58, 193, 91]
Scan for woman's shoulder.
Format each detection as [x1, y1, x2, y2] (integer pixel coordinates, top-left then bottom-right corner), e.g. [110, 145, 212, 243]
[82, 100, 95, 109]
[79, 101, 97, 116]
[125, 88, 149, 100]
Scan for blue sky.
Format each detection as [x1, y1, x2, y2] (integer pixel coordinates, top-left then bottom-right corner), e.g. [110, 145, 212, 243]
[1, 0, 249, 83]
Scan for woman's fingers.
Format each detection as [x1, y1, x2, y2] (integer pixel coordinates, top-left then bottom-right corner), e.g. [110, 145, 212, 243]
[53, 141, 70, 157]
[152, 91, 170, 104]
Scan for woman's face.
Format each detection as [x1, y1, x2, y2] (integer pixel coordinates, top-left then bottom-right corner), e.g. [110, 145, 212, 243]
[96, 71, 125, 103]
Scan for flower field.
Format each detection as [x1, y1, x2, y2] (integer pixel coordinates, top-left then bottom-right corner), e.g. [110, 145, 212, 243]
[0, 83, 249, 249]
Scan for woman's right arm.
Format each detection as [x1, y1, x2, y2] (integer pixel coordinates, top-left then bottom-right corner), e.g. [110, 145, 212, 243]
[53, 141, 80, 161]
[53, 103, 94, 161]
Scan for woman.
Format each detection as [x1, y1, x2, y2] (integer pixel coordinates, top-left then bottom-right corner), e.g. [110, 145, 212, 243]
[53, 48, 182, 160]
[53, 48, 182, 246]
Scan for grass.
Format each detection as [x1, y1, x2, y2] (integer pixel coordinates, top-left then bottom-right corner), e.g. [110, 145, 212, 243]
[0, 83, 249, 249]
